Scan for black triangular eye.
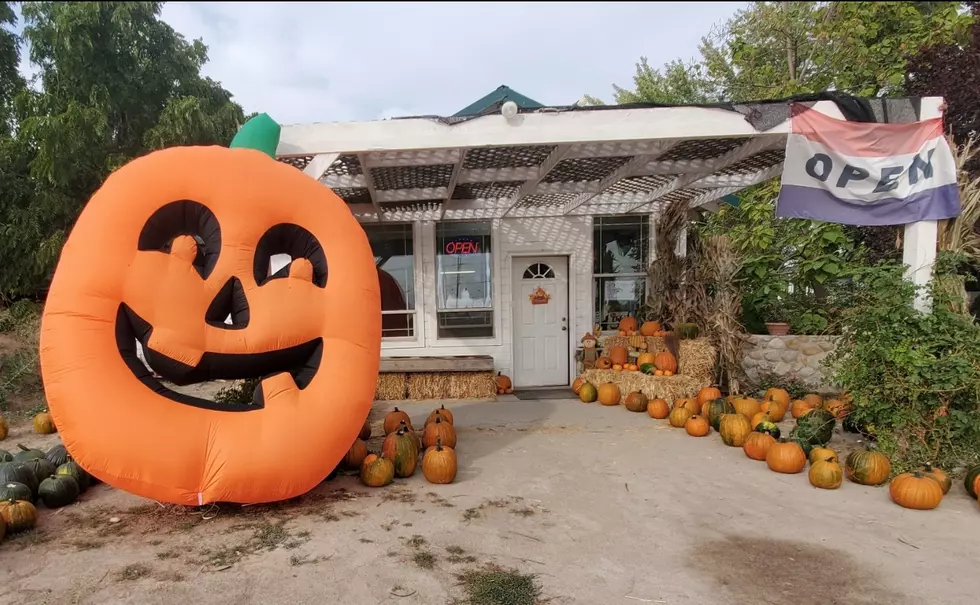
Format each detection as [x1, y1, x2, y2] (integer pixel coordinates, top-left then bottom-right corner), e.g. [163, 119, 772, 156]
[254, 223, 327, 288]
[138, 201, 221, 279]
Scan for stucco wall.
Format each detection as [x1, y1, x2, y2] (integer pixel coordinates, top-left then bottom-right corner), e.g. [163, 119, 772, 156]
[741, 335, 839, 390]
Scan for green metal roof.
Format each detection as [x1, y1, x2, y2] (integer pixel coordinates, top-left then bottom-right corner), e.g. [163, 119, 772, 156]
[453, 85, 545, 117]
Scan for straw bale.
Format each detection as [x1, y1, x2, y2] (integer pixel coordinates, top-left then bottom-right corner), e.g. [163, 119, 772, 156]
[580, 369, 708, 401]
[599, 336, 716, 383]
[406, 371, 497, 400]
[375, 373, 407, 401]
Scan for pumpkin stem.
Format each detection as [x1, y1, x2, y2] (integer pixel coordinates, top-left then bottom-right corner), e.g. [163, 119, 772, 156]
[229, 113, 281, 159]
[17, 444, 29, 452]
[435, 437, 443, 451]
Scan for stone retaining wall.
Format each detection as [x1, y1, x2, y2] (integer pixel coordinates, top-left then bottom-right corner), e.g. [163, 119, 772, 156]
[741, 335, 839, 390]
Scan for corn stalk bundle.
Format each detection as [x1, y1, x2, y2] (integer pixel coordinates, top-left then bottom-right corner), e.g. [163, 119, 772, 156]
[702, 235, 745, 394]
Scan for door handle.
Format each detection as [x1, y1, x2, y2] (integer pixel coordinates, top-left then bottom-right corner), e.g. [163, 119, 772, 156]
[561, 326, 567, 331]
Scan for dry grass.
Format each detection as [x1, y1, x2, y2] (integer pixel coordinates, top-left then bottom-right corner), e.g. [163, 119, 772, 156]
[455, 565, 542, 605]
[581, 367, 709, 401]
[702, 235, 745, 393]
[375, 373, 408, 400]
[407, 371, 497, 400]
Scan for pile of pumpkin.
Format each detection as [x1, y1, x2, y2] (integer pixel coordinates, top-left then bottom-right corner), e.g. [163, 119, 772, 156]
[592, 347, 677, 376]
[580, 383, 967, 511]
[0, 441, 94, 543]
[340, 405, 459, 488]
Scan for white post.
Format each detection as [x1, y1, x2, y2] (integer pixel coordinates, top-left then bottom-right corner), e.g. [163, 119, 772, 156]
[902, 97, 945, 312]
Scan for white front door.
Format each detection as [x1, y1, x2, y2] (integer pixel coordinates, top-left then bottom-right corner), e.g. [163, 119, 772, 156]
[512, 256, 569, 387]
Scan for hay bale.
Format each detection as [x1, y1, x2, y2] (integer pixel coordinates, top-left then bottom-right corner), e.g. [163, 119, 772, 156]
[375, 373, 408, 400]
[406, 371, 497, 400]
[599, 336, 716, 383]
[580, 369, 707, 402]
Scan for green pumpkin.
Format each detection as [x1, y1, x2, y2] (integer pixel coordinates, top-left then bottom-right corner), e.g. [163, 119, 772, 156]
[24, 458, 56, 481]
[0, 449, 12, 463]
[639, 363, 655, 375]
[0, 482, 32, 502]
[56, 460, 91, 493]
[791, 437, 814, 458]
[382, 427, 419, 478]
[703, 398, 736, 430]
[963, 465, 980, 499]
[790, 409, 835, 447]
[12, 444, 45, 463]
[38, 475, 79, 509]
[754, 420, 781, 440]
[0, 462, 39, 500]
[45, 444, 70, 467]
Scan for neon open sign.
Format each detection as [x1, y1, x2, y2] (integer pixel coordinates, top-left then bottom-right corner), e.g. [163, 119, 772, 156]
[444, 237, 480, 255]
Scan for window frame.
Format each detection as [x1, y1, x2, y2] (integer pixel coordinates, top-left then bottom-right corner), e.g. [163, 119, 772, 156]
[362, 221, 423, 347]
[592, 215, 652, 332]
[433, 220, 497, 342]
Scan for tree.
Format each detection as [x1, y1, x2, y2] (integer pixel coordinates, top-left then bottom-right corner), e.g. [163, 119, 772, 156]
[0, 1, 24, 135]
[0, 2, 245, 300]
[583, 57, 721, 106]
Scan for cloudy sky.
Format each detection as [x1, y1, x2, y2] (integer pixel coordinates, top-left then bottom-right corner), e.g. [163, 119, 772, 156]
[18, 1, 745, 125]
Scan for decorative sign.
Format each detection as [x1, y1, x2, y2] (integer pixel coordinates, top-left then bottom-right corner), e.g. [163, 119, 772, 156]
[776, 104, 960, 226]
[443, 236, 480, 255]
[529, 287, 551, 305]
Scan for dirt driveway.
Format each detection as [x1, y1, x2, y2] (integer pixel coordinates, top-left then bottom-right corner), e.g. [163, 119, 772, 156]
[1, 397, 979, 604]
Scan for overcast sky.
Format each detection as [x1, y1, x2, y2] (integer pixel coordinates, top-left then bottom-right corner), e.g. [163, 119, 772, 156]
[17, 1, 745, 125]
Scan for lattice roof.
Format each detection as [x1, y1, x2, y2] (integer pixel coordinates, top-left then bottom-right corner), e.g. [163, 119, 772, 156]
[274, 97, 942, 222]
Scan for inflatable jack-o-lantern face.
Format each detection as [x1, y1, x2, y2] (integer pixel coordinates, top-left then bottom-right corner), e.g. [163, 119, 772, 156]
[39, 144, 381, 505]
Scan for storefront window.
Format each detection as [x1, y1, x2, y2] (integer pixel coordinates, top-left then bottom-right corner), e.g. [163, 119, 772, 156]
[593, 216, 650, 331]
[435, 221, 493, 339]
[363, 223, 416, 338]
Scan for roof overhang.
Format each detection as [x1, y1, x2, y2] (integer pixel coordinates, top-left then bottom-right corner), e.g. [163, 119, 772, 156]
[275, 97, 944, 222]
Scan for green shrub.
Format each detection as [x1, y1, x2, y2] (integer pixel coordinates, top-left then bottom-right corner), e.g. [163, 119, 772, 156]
[748, 371, 817, 400]
[826, 256, 980, 474]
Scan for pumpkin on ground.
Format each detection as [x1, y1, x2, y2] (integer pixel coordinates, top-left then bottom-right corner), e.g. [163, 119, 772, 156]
[382, 427, 419, 478]
[0, 462, 38, 500]
[0, 482, 32, 502]
[823, 399, 852, 419]
[572, 377, 586, 394]
[0, 498, 37, 532]
[845, 449, 891, 486]
[44, 444, 68, 469]
[639, 321, 661, 336]
[624, 392, 649, 413]
[760, 400, 786, 422]
[597, 383, 622, 406]
[789, 409, 835, 448]
[343, 439, 369, 470]
[703, 399, 735, 430]
[719, 414, 752, 447]
[750, 412, 769, 429]
[963, 465, 980, 498]
[809, 457, 843, 489]
[803, 394, 823, 408]
[920, 464, 951, 494]
[33, 412, 57, 435]
[647, 399, 670, 419]
[654, 352, 678, 373]
[753, 419, 781, 440]
[495, 372, 514, 394]
[675, 398, 700, 414]
[618, 317, 638, 334]
[13, 444, 45, 462]
[790, 400, 814, 419]
[608, 345, 629, 366]
[426, 405, 454, 426]
[766, 439, 807, 474]
[0, 449, 12, 463]
[24, 458, 56, 482]
[668, 406, 693, 428]
[764, 388, 790, 408]
[684, 415, 710, 437]
[421, 438, 457, 484]
[359, 419, 372, 441]
[384, 407, 412, 434]
[359, 454, 395, 487]
[889, 472, 944, 510]
[55, 460, 92, 493]
[422, 416, 457, 449]
[38, 475, 80, 508]
[696, 386, 722, 406]
[808, 447, 838, 465]
[743, 432, 776, 461]
[595, 356, 613, 370]
[578, 383, 598, 403]
[732, 398, 761, 421]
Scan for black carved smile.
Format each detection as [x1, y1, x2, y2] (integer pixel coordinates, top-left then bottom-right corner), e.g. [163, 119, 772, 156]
[114, 304, 322, 412]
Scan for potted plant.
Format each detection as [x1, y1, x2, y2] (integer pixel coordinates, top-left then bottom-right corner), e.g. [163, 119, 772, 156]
[762, 298, 791, 336]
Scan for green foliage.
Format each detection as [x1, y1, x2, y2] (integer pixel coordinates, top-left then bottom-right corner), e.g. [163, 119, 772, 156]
[0, 2, 245, 301]
[748, 371, 816, 400]
[0, 301, 42, 411]
[826, 255, 980, 474]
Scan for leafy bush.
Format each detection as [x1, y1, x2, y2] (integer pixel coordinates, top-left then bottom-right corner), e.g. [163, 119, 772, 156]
[826, 255, 980, 474]
[748, 371, 818, 401]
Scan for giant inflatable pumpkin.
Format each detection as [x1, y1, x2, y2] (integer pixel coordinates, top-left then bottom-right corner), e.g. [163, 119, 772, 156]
[39, 114, 381, 505]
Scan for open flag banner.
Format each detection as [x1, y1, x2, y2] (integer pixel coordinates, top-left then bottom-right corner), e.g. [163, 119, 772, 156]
[775, 104, 961, 226]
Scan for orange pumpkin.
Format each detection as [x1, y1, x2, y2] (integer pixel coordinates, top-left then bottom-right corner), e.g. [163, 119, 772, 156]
[595, 356, 613, 370]
[790, 399, 813, 418]
[343, 439, 369, 470]
[358, 419, 372, 441]
[803, 393, 823, 408]
[766, 440, 807, 474]
[639, 321, 661, 336]
[654, 352, 678, 373]
[750, 412, 770, 429]
[571, 376, 586, 394]
[495, 372, 513, 394]
[636, 352, 656, 367]
[696, 386, 722, 405]
[647, 399, 670, 419]
[889, 471, 944, 510]
[421, 438, 457, 484]
[760, 400, 786, 422]
[618, 317, 638, 334]
[675, 398, 700, 414]
[742, 432, 776, 461]
[764, 388, 791, 408]
[384, 407, 413, 434]
[612, 364, 623, 372]
[823, 399, 852, 419]
[684, 415, 710, 437]
[597, 383, 622, 406]
[426, 404, 454, 426]
[732, 397, 761, 420]
[422, 416, 457, 449]
[608, 345, 629, 366]
[668, 406, 692, 428]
